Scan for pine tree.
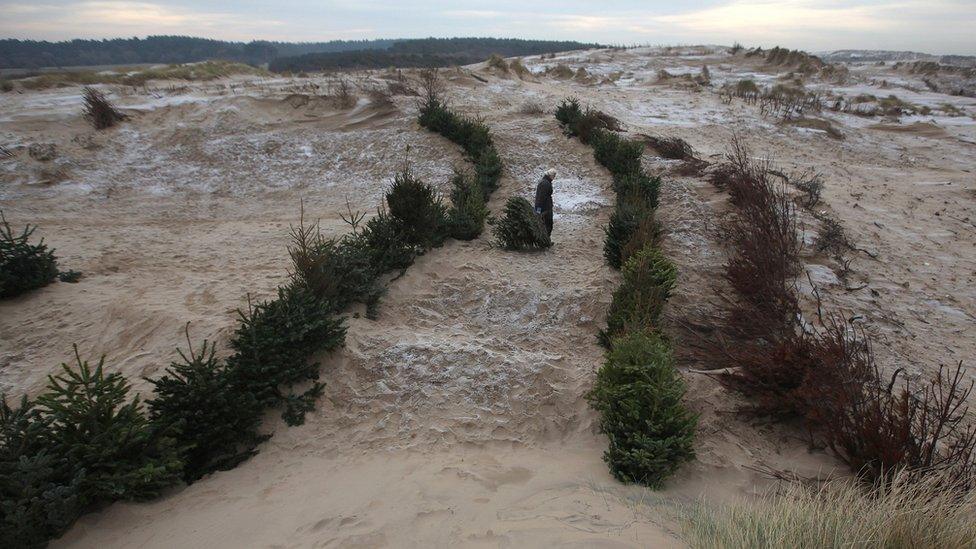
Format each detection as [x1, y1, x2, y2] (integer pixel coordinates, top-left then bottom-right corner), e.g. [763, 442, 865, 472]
[35, 347, 183, 505]
[0, 211, 59, 299]
[147, 327, 269, 483]
[492, 197, 551, 251]
[227, 287, 346, 425]
[587, 332, 697, 487]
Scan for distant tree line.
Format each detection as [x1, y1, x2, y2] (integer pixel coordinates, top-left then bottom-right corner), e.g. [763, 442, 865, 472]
[270, 37, 602, 72]
[0, 36, 599, 71]
[0, 35, 396, 69]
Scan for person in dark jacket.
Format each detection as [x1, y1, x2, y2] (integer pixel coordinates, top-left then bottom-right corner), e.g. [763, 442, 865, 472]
[534, 168, 556, 236]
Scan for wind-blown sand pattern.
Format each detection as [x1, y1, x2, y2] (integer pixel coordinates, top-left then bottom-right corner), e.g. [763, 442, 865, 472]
[1, 46, 974, 547]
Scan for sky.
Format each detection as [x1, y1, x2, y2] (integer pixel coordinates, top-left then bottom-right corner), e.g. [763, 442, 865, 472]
[0, 0, 973, 55]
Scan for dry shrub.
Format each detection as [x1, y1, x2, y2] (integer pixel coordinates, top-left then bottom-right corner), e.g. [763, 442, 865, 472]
[790, 169, 824, 207]
[519, 99, 546, 115]
[672, 158, 709, 176]
[710, 136, 976, 490]
[82, 87, 127, 129]
[486, 54, 508, 72]
[643, 135, 696, 160]
[386, 80, 418, 96]
[546, 64, 574, 79]
[814, 215, 850, 257]
[509, 58, 530, 79]
[715, 137, 801, 338]
[326, 77, 356, 109]
[819, 358, 976, 488]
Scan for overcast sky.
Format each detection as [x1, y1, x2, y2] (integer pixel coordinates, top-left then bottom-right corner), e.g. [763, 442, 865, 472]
[0, 0, 973, 55]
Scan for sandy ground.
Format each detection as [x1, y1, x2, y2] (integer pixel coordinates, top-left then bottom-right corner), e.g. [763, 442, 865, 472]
[1, 47, 974, 547]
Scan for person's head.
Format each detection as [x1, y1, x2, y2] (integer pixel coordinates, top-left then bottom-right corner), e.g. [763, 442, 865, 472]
[545, 168, 557, 181]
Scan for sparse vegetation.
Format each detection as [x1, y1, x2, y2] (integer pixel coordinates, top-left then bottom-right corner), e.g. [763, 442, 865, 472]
[486, 54, 508, 72]
[492, 197, 551, 251]
[681, 470, 976, 549]
[14, 61, 270, 90]
[519, 99, 546, 115]
[82, 87, 127, 129]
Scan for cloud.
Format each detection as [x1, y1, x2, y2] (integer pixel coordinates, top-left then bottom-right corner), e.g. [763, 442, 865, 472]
[443, 10, 505, 19]
[0, 0, 973, 54]
[0, 1, 288, 41]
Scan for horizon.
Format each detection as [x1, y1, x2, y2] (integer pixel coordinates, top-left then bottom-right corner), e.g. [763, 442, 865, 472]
[0, 1, 973, 57]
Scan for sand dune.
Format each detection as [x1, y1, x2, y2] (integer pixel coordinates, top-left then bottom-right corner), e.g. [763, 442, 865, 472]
[2, 46, 974, 547]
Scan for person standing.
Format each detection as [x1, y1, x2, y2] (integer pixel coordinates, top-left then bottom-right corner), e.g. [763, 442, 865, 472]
[534, 168, 556, 236]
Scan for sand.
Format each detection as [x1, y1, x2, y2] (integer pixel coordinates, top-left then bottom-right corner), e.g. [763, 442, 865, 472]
[1, 46, 974, 547]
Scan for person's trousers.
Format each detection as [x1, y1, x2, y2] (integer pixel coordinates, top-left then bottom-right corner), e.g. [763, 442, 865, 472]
[543, 210, 553, 236]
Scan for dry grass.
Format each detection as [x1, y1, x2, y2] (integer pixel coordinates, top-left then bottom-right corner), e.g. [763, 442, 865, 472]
[680, 470, 976, 549]
[14, 61, 269, 90]
[518, 99, 546, 115]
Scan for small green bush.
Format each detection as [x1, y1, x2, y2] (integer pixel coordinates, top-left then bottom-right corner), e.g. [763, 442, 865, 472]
[35, 349, 184, 505]
[447, 172, 489, 240]
[227, 286, 346, 425]
[620, 215, 662, 267]
[592, 131, 644, 175]
[603, 173, 661, 269]
[600, 246, 676, 345]
[0, 212, 59, 299]
[147, 332, 268, 483]
[613, 172, 661, 209]
[555, 97, 584, 126]
[604, 204, 643, 270]
[555, 98, 622, 144]
[361, 210, 416, 274]
[587, 332, 697, 487]
[418, 100, 494, 161]
[386, 169, 448, 249]
[474, 146, 503, 197]
[288, 217, 387, 316]
[0, 396, 83, 547]
[492, 197, 552, 251]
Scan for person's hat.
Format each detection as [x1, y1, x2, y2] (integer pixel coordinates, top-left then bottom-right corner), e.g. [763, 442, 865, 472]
[545, 168, 557, 179]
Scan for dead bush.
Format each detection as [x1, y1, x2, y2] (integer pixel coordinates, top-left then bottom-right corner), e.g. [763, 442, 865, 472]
[386, 81, 418, 96]
[789, 169, 824, 207]
[815, 215, 851, 257]
[716, 138, 802, 337]
[519, 99, 546, 115]
[509, 58, 530, 79]
[327, 78, 356, 109]
[486, 54, 508, 72]
[546, 64, 574, 79]
[643, 135, 696, 160]
[82, 87, 127, 129]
